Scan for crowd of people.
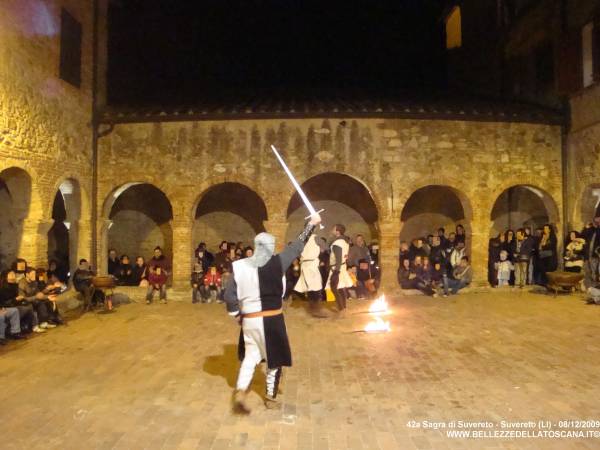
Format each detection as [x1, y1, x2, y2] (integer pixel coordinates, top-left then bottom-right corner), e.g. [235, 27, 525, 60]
[397, 225, 472, 297]
[0, 258, 66, 345]
[189, 235, 381, 307]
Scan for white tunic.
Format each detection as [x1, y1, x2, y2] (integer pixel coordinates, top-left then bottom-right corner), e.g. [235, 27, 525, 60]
[232, 258, 286, 315]
[326, 237, 354, 289]
[294, 236, 322, 293]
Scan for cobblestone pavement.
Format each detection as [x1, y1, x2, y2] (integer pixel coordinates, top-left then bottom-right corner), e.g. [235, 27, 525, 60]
[2, 289, 600, 450]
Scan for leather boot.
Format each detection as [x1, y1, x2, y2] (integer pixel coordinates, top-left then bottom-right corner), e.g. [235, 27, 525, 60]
[233, 389, 251, 414]
[264, 393, 280, 409]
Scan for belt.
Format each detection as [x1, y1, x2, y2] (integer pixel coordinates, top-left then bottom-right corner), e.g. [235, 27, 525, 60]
[243, 308, 283, 319]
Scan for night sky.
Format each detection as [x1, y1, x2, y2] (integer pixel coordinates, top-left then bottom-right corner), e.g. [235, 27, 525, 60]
[108, 0, 451, 106]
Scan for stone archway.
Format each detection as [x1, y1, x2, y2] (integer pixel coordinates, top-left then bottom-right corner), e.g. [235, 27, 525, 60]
[400, 185, 472, 254]
[286, 172, 379, 243]
[105, 183, 174, 267]
[490, 185, 560, 237]
[47, 179, 82, 278]
[192, 182, 268, 254]
[0, 167, 32, 270]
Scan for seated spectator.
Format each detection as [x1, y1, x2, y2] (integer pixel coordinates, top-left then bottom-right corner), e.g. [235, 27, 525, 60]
[445, 232, 457, 253]
[430, 261, 446, 297]
[495, 250, 513, 287]
[200, 266, 222, 303]
[148, 246, 171, 280]
[40, 273, 65, 325]
[47, 259, 68, 283]
[356, 258, 376, 299]
[146, 264, 168, 305]
[13, 258, 28, 282]
[107, 249, 119, 276]
[0, 270, 36, 334]
[0, 305, 21, 344]
[116, 255, 135, 286]
[243, 247, 254, 258]
[347, 266, 358, 299]
[564, 231, 585, 273]
[73, 259, 105, 311]
[424, 235, 434, 255]
[18, 268, 56, 330]
[398, 258, 416, 289]
[443, 256, 472, 295]
[415, 257, 434, 296]
[191, 262, 203, 304]
[131, 256, 148, 287]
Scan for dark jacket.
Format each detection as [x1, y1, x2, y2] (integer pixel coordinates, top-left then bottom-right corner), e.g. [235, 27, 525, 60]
[514, 237, 534, 262]
[131, 264, 147, 285]
[73, 268, 94, 292]
[148, 255, 171, 274]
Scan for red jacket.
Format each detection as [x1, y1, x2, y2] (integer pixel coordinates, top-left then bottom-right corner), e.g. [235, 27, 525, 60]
[203, 272, 222, 288]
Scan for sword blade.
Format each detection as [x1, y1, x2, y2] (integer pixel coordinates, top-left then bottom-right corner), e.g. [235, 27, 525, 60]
[271, 145, 317, 215]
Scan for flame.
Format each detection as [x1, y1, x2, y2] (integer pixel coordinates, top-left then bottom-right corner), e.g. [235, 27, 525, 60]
[364, 316, 391, 333]
[368, 294, 389, 314]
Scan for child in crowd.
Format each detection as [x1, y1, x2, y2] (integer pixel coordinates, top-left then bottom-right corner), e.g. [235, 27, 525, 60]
[495, 250, 513, 287]
[146, 265, 168, 304]
[201, 266, 222, 303]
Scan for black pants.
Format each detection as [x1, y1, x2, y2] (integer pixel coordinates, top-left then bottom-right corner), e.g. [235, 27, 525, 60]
[30, 299, 51, 323]
[330, 271, 347, 311]
[15, 304, 36, 331]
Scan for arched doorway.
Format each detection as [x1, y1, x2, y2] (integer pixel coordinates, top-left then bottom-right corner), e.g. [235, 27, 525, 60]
[47, 179, 82, 278]
[579, 184, 600, 227]
[106, 183, 173, 264]
[0, 167, 32, 270]
[490, 185, 559, 236]
[400, 185, 471, 252]
[286, 173, 379, 243]
[193, 182, 268, 253]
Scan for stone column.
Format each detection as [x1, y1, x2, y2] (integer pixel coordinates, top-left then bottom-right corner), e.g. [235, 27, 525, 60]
[378, 220, 401, 293]
[19, 218, 53, 267]
[96, 219, 112, 274]
[76, 219, 93, 263]
[171, 217, 193, 291]
[469, 211, 490, 287]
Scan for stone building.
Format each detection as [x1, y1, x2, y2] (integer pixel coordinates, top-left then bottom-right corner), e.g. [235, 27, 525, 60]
[2, 0, 598, 293]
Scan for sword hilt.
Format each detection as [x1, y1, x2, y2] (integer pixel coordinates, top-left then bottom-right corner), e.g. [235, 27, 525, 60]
[304, 209, 325, 229]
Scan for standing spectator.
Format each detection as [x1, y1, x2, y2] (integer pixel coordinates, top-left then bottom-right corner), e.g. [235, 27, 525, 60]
[488, 233, 504, 286]
[455, 224, 466, 245]
[513, 229, 533, 288]
[243, 247, 254, 258]
[399, 241, 410, 263]
[195, 242, 214, 270]
[531, 227, 544, 285]
[437, 228, 448, 248]
[408, 238, 427, 261]
[285, 258, 301, 299]
[214, 241, 230, 272]
[564, 231, 585, 273]
[538, 224, 558, 285]
[107, 249, 119, 276]
[191, 262, 203, 304]
[582, 217, 600, 288]
[131, 256, 148, 286]
[348, 234, 371, 269]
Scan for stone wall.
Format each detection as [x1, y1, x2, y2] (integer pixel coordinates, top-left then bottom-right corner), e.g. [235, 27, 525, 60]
[97, 117, 563, 289]
[568, 83, 600, 231]
[0, 0, 96, 271]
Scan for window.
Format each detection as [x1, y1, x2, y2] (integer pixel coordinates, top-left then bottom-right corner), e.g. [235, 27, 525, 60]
[445, 6, 462, 50]
[59, 8, 82, 88]
[582, 22, 594, 88]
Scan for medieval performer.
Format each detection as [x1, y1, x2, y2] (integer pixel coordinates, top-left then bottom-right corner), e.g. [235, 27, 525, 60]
[224, 212, 322, 413]
[326, 223, 353, 316]
[294, 226, 331, 318]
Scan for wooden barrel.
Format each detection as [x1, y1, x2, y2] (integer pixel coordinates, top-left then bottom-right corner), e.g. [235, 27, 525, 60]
[92, 276, 116, 289]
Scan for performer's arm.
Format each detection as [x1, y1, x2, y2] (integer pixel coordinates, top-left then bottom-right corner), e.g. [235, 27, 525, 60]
[223, 274, 240, 317]
[279, 223, 317, 271]
[332, 245, 343, 272]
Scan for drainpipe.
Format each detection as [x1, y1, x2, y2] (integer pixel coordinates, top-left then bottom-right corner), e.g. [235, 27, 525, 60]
[91, 0, 99, 269]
